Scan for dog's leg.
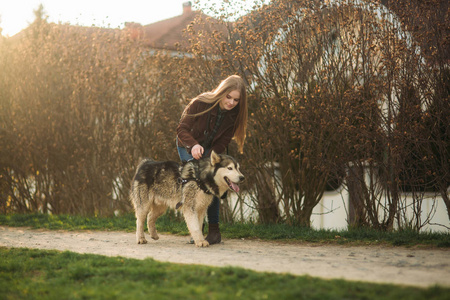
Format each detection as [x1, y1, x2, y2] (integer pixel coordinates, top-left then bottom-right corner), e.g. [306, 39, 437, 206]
[198, 207, 208, 238]
[136, 210, 148, 244]
[198, 215, 204, 238]
[147, 203, 166, 240]
[183, 208, 209, 247]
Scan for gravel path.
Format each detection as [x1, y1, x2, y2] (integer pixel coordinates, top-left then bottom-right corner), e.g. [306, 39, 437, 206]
[1, 226, 449, 287]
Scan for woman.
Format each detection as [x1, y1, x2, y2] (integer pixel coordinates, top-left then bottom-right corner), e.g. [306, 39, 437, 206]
[176, 75, 248, 244]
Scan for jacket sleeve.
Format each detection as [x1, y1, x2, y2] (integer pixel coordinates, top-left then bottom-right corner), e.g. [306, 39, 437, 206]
[176, 101, 203, 151]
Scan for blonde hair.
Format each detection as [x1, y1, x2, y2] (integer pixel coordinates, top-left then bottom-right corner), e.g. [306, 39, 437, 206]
[185, 75, 248, 153]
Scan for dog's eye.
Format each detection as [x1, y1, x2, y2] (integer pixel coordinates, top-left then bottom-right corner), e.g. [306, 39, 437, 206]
[228, 167, 233, 170]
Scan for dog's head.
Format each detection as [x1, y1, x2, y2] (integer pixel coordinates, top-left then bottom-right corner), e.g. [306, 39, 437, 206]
[210, 150, 245, 193]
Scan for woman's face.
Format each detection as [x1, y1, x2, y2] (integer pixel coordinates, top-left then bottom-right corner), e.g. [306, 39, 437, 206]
[219, 90, 240, 111]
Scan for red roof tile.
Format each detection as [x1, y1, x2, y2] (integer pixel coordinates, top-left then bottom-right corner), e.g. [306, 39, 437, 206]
[132, 3, 227, 53]
[142, 10, 199, 51]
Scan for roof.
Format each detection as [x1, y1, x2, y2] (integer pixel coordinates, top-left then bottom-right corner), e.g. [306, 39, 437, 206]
[141, 11, 199, 51]
[126, 6, 227, 53]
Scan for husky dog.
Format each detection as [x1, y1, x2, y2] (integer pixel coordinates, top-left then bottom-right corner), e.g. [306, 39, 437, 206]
[130, 151, 244, 247]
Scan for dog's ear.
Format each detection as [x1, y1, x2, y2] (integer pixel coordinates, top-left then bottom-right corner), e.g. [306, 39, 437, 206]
[210, 150, 221, 165]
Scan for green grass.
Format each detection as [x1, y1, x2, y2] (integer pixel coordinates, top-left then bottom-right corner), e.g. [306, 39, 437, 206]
[222, 222, 450, 247]
[1, 247, 448, 300]
[1, 213, 449, 247]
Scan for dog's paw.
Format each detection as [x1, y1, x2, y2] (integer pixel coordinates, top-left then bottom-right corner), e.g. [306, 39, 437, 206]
[195, 240, 210, 247]
[137, 238, 148, 244]
[151, 234, 159, 240]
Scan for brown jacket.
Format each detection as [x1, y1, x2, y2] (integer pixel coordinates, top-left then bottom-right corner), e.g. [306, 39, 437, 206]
[176, 100, 239, 155]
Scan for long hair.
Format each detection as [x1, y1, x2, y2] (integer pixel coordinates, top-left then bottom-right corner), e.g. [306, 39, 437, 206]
[184, 75, 248, 153]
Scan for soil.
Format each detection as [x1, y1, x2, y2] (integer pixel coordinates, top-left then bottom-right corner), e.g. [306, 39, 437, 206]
[1, 226, 449, 288]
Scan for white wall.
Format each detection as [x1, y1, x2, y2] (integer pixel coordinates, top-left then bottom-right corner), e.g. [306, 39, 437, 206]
[227, 188, 449, 233]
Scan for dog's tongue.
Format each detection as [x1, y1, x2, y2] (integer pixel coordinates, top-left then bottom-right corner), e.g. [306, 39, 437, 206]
[230, 182, 240, 193]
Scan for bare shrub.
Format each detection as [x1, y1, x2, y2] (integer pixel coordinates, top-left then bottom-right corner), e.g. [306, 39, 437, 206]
[187, 0, 449, 229]
[0, 8, 197, 215]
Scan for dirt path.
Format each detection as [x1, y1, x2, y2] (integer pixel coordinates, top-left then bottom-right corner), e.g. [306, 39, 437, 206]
[1, 226, 449, 287]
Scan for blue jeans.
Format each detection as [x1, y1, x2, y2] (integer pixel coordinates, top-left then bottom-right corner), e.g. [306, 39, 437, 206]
[177, 146, 220, 224]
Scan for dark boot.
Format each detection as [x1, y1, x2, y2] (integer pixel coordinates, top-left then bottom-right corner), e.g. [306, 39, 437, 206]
[205, 223, 221, 245]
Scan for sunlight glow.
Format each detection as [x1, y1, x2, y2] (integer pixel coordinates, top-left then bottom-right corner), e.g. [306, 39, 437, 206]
[0, 0, 189, 37]
[1, 0, 271, 37]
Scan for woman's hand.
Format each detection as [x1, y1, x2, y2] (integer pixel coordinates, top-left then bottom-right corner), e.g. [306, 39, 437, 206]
[191, 144, 204, 160]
